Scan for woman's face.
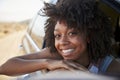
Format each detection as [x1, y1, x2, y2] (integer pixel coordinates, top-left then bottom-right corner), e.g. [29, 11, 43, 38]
[54, 21, 88, 60]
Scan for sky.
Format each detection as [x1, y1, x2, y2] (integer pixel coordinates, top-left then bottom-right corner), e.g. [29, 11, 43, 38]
[0, 0, 51, 22]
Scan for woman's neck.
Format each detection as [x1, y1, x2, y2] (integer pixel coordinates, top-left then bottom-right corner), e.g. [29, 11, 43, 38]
[74, 52, 90, 68]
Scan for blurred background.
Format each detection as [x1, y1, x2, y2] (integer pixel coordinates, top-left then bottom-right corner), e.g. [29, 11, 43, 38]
[0, 0, 50, 80]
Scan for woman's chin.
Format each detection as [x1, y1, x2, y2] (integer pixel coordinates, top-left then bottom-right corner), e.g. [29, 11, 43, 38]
[63, 57, 76, 61]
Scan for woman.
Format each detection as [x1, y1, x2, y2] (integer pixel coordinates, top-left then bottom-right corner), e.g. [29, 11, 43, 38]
[0, 0, 120, 76]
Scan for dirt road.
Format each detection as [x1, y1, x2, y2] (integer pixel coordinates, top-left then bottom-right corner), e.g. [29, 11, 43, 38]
[0, 30, 26, 80]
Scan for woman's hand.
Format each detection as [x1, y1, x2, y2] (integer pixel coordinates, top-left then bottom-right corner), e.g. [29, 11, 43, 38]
[45, 59, 88, 72]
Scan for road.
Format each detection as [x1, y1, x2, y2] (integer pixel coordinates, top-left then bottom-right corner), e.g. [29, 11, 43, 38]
[0, 30, 26, 80]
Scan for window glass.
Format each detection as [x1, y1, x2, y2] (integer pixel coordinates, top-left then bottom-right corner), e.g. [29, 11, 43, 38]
[30, 14, 47, 49]
[28, 0, 56, 49]
[27, 16, 37, 33]
[115, 0, 120, 3]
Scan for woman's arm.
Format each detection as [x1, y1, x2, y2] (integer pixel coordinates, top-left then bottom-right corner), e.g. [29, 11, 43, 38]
[0, 58, 48, 76]
[0, 48, 62, 76]
[15, 48, 62, 60]
[0, 47, 88, 76]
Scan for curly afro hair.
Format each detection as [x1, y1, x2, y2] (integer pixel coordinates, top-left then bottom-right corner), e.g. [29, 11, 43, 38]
[43, 0, 114, 63]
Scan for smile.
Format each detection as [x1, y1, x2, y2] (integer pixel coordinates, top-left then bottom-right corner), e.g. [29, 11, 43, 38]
[62, 49, 74, 55]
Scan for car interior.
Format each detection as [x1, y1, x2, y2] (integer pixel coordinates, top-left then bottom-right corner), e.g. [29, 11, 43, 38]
[99, 0, 120, 58]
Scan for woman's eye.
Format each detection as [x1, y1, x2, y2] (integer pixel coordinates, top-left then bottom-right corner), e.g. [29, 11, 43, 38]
[68, 32, 78, 36]
[54, 34, 61, 39]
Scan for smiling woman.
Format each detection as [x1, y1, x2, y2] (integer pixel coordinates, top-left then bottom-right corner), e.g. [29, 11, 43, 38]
[0, 0, 120, 80]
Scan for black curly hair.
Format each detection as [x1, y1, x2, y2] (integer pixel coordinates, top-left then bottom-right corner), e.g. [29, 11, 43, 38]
[43, 0, 114, 63]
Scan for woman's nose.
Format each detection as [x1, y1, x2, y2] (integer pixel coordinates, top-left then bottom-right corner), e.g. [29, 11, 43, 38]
[59, 35, 69, 45]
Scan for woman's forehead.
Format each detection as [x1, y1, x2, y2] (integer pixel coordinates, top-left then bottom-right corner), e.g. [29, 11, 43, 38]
[55, 21, 77, 31]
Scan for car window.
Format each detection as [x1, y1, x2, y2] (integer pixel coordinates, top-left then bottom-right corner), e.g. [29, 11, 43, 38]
[115, 0, 120, 3]
[22, 0, 57, 53]
[30, 14, 47, 49]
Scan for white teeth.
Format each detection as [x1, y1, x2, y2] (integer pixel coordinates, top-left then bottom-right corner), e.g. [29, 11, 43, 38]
[62, 49, 74, 53]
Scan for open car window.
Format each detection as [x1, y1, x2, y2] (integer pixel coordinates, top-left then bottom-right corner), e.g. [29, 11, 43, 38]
[30, 12, 48, 49]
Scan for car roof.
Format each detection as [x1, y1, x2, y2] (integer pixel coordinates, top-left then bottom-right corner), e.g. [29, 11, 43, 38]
[101, 0, 120, 13]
